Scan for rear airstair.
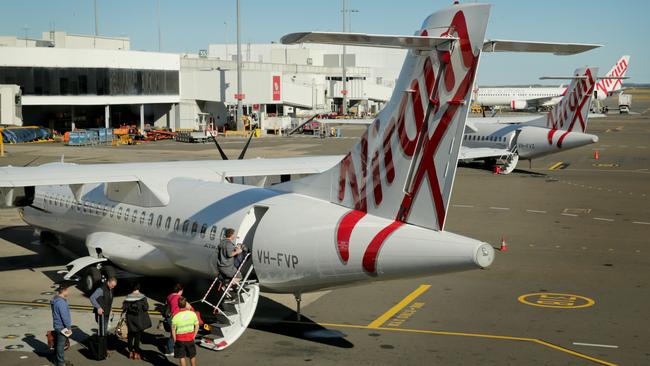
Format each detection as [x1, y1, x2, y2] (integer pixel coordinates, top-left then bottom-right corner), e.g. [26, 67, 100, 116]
[496, 129, 521, 174]
[198, 253, 260, 351]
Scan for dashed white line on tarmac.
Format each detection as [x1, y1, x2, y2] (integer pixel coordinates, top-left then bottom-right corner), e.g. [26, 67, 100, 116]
[572, 342, 619, 349]
[633, 221, 650, 225]
[453, 204, 474, 208]
[489, 206, 510, 210]
[561, 213, 578, 217]
[593, 217, 614, 222]
[526, 209, 547, 214]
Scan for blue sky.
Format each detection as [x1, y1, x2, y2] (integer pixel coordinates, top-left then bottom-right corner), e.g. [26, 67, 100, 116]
[2, 0, 648, 85]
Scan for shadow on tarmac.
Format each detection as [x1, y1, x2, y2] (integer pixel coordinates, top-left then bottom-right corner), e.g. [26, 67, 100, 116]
[249, 296, 354, 349]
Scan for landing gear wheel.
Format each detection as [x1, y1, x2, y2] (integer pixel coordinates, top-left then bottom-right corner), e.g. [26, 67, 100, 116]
[79, 267, 101, 294]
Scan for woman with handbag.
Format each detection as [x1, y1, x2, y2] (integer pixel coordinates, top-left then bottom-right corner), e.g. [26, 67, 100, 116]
[122, 282, 152, 360]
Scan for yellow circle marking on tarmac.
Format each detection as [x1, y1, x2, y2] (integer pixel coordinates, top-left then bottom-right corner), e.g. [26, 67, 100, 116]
[518, 293, 595, 309]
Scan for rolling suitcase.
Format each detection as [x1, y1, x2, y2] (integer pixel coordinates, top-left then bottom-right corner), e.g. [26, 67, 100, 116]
[88, 334, 107, 360]
[88, 314, 108, 360]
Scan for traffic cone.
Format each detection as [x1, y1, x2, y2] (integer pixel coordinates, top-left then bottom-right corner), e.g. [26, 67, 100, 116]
[499, 237, 508, 251]
[594, 150, 599, 160]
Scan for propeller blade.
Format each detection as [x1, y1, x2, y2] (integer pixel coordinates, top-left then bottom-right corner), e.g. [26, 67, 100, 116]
[23, 156, 41, 167]
[237, 131, 255, 160]
[209, 131, 229, 160]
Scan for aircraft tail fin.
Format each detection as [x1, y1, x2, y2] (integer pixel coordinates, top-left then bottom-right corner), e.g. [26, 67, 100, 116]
[595, 55, 630, 97]
[539, 67, 599, 133]
[278, 4, 491, 232]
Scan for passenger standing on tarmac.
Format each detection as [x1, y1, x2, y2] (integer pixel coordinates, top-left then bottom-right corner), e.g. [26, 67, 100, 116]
[164, 283, 184, 357]
[122, 282, 152, 360]
[171, 296, 199, 366]
[217, 228, 244, 282]
[90, 277, 117, 336]
[51, 282, 73, 366]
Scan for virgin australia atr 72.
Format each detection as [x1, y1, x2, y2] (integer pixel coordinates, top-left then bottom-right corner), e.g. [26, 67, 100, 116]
[0, 2, 600, 349]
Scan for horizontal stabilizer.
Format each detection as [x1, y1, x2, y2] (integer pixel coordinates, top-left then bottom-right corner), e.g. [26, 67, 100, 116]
[540, 76, 629, 80]
[482, 39, 601, 55]
[281, 32, 458, 50]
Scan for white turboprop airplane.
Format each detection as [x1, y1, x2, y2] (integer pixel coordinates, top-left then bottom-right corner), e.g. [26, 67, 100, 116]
[0, 3, 600, 350]
[461, 67, 600, 174]
[473, 55, 630, 110]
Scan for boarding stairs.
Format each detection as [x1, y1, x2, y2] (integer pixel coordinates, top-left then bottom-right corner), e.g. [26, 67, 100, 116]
[496, 130, 521, 174]
[198, 253, 260, 351]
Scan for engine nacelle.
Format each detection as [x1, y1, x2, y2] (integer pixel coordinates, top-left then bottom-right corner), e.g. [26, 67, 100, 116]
[510, 100, 527, 110]
[85, 232, 183, 277]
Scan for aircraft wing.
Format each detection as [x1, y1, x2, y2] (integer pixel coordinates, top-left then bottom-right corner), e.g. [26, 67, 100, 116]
[469, 115, 543, 125]
[314, 118, 374, 125]
[458, 146, 512, 160]
[0, 156, 343, 186]
[0, 156, 343, 207]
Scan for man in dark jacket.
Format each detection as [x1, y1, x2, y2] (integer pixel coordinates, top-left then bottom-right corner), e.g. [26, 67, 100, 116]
[90, 277, 117, 336]
[51, 282, 73, 366]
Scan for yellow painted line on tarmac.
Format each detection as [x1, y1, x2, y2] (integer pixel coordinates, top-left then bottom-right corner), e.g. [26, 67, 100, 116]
[548, 161, 564, 170]
[534, 339, 618, 366]
[281, 321, 618, 366]
[367, 284, 430, 328]
[0, 299, 161, 315]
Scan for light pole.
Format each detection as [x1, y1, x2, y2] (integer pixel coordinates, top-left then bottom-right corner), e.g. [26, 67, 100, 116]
[341, 0, 347, 115]
[157, 0, 162, 51]
[22, 25, 29, 47]
[236, 0, 244, 131]
[224, 22, 228, 59]
[348, 9, 359, 32]
[94, 0, 98, 47]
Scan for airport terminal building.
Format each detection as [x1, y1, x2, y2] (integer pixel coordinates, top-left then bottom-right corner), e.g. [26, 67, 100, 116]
[0, 31, 403, 132]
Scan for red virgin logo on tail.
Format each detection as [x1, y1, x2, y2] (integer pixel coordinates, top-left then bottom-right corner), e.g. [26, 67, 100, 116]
[335, 11, 480, 274]
[595, 58, 628, 96]
[547, 69, 596, 135]
[546, 68, 596, 147]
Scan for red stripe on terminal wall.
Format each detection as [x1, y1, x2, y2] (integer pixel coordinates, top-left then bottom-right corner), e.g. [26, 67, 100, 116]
[362, 220, 404, 274]
[336, 210, 367, 263]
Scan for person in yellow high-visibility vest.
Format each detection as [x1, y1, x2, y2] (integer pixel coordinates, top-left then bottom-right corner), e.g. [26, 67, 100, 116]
[171, 297, 199, 366]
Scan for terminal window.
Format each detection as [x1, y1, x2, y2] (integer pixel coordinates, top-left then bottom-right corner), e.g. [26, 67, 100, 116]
[0, 67, 179, 96]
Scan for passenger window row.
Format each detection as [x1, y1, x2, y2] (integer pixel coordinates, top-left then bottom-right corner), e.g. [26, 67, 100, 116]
[464, 134, 506, 142]
[38, 192, 219, 241]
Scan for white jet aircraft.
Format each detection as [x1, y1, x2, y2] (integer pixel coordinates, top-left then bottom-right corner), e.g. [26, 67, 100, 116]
[0, 3, 600, 350]
[473, 55, 630, 110]
[461, 67, 600, 173]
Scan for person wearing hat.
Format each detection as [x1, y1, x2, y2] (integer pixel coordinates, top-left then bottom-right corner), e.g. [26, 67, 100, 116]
[51, 282, 73, 366]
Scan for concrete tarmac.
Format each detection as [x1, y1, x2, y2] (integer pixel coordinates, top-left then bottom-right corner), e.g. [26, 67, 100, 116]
[0, 93, 648, 365]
